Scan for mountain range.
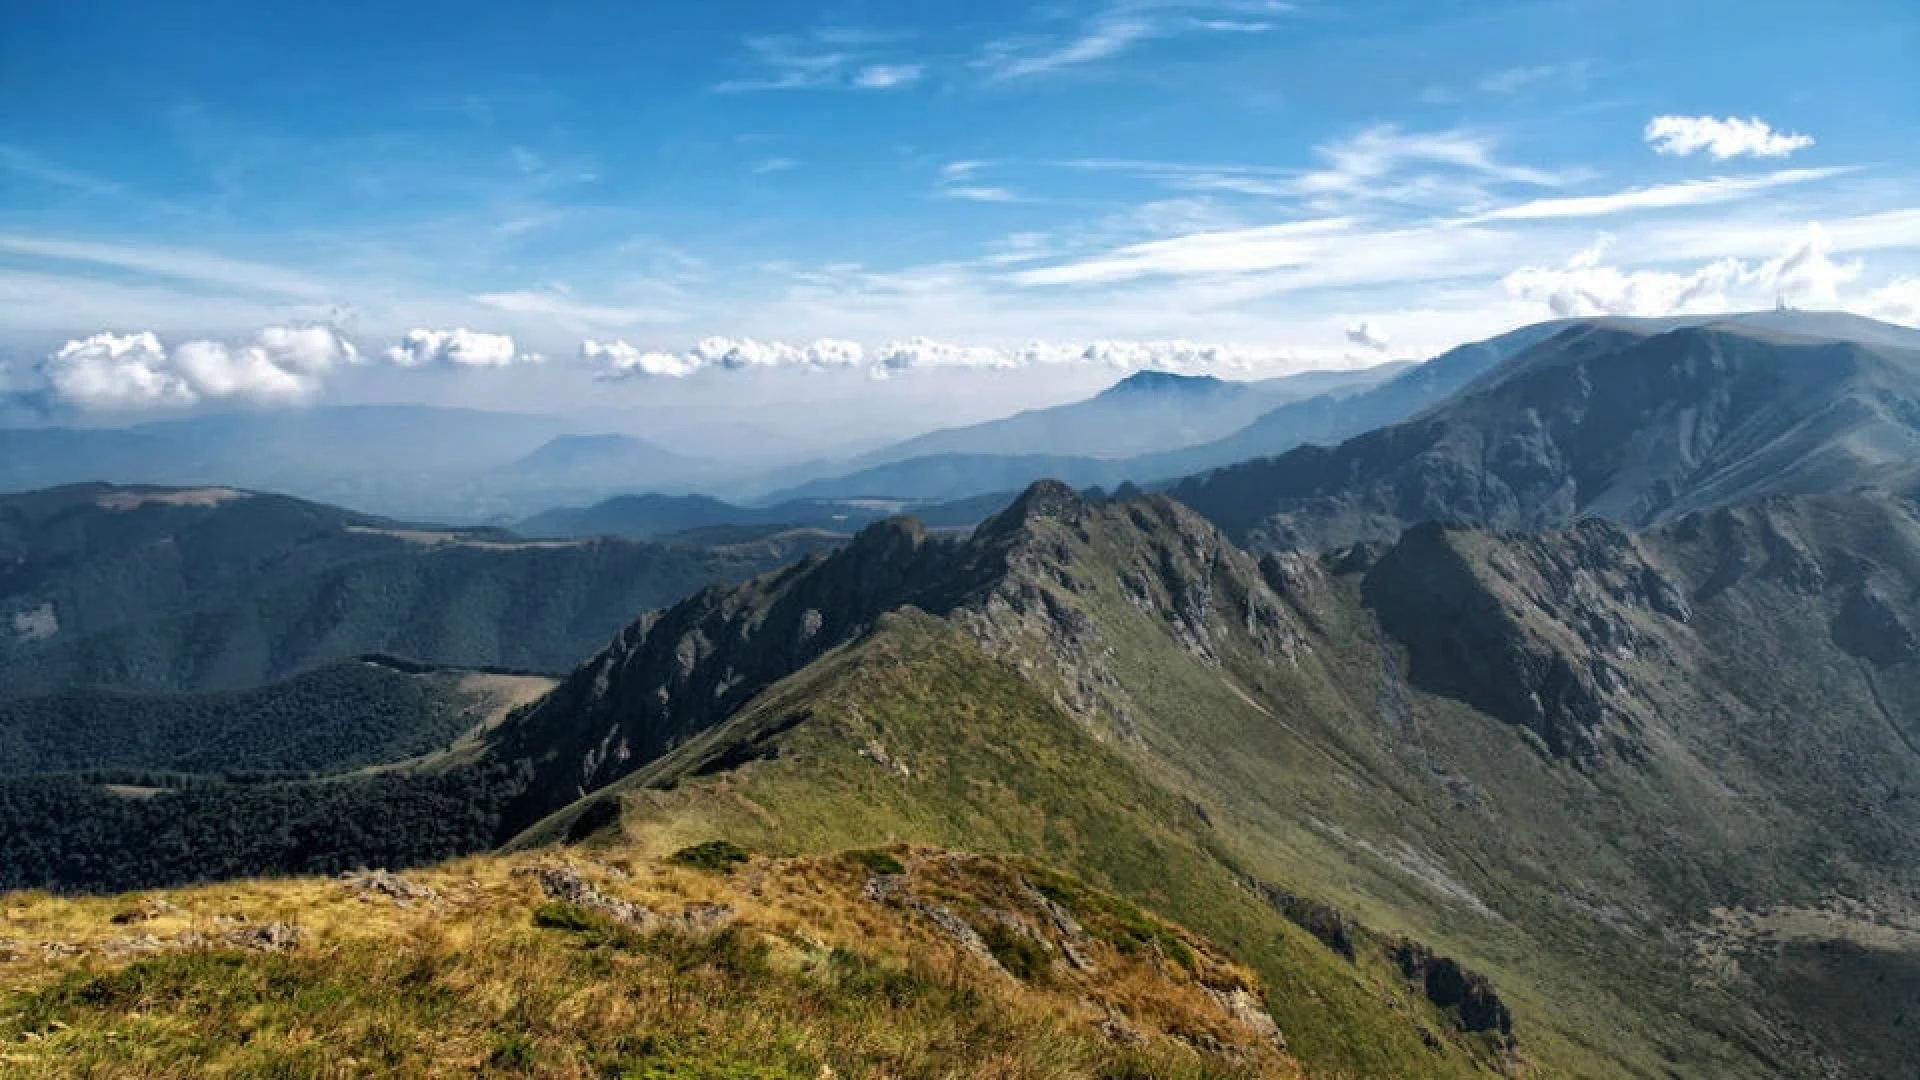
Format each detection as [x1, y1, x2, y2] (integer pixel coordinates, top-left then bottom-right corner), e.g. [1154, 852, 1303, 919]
[763, 326, 1557, 502]
[1174, 313, 1920, 551]
[0, 483, 803, 697]
[7, 312, 1920, 1078]
[850, 364, 1410, 465]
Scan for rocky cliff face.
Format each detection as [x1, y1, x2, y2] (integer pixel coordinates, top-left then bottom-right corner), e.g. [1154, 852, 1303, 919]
[494, 514, 969, 826]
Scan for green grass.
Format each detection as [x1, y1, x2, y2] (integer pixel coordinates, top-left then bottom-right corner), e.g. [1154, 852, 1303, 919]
[842, 848, 907, 876]
[666, 840, 753, 873]
[584, 612, 1505, 1078]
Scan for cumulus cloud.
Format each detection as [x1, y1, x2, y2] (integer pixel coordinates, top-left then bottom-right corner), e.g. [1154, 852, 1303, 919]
[586, 333, 1320, 381]
[1863, 279, 1920, 327]
[1645, 115, 1814, 160]
[40, 326, 358, 411]
[590, 336, 865, 380]
[1502, 225, 1863, 318]
[1345, 321, 1390, 351]
[384, 328, 537, 368]
[1044, 340, 1266, 374]
[871, 338, 1020, 376]
[582, 340, 704, 379]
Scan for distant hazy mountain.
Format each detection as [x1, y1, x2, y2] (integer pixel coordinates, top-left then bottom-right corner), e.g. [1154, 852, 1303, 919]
[759, 453, 1138, 503]
[517, 489, 1015, 540]
[0, 483, 809, 697]
[498, 434, 702, 492]
[857, 364, 1408, 466]
[754, 331, 1569, 502]
[1131, 321, 1572, 479]
[1173, 313, 1920, 551]
[0, 405, 578, 520]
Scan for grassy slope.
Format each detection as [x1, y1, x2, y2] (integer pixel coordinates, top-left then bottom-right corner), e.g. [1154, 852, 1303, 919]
[524, 492, 1920, 1078]
[532, 613, 1517, 1079]
[0, 848, 1299, 1079]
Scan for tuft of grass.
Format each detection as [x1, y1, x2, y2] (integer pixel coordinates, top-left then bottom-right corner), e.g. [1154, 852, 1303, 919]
[976, 918, 1053, 983]
[667, 840, 752, 873]
[843, 848, 906, 876]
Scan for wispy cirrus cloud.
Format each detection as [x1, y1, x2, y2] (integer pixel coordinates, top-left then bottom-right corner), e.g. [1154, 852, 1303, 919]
[716, 28, 924, 92]
[853, 64, 924, 89]
[474, 286, 683, 329]
[1421, 62, 1591, 105]
[1053, 126, 1571, 212]
[1463, 168, 1850, 223]
[0, 233, 335, 300]
[978, 0, 1289, 79]
[934, 161, 1023, 203]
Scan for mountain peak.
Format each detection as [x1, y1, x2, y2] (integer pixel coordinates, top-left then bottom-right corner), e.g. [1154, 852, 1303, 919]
[1101, 370, 1232, 397]
[974, 478, 1089, 540]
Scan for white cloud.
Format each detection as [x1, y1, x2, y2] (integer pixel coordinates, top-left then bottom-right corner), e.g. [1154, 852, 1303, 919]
[590, 336, 866, 379]
[39, 325, 359, 411]
[694, 336, 865, 371]
[1503, 240, 1739, 318]
[1012, 217, 1357, 286]
[1044, 339, 1269, 374]
[0, 233, 333, 300]
[751, 157, 798, 174]
[718, 30, 922, 92]
[1065, 126, 1568, 210]
[1502, 225, 1862, 318]
[935, 161, 1022, 203]
[1645, 115, 1814, 160]
[983, 17, 1156, 78]
[42, 332, 194, 410]
[942, 186, 1021, 203]
[980, 2, 1287, 79]
[1300, 126, 1565, 203]
[1345, 321, 1390, 351]
[1863, 279, 1920, 327]
[1469, 168, 1846, 222]
[872, 338, 1020, 375]
[585, 333, 1321, 380]
[1754, 223, 1860, 308]
[854, 64, 922, 89]
[583, 339, 705, 379]
[384, 328, 537, 368]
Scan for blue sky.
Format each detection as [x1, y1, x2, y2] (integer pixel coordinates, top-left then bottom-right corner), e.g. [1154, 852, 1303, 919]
[2, 0, 1917, 445]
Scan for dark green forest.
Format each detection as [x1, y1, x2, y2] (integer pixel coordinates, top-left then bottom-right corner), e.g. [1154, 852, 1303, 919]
[0, 661, 476, 777]
[0, 763, 528, 893]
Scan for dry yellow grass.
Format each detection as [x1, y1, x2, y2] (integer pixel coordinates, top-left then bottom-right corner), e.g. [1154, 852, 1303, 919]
[0, 846, 1302, 1079]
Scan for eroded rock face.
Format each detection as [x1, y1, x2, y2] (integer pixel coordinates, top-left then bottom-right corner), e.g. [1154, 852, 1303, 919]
[1391, 940, 1513, 1037]
[1360, 520, 1681, 762]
